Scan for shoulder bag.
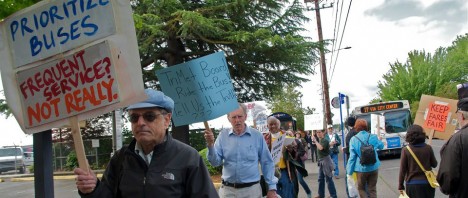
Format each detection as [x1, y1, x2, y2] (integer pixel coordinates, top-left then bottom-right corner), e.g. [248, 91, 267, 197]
[406, 146, 439, 188]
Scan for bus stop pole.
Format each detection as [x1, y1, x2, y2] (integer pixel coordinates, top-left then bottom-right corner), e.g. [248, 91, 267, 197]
[33, 129, 54, 198]
[339, 93, 350, 198]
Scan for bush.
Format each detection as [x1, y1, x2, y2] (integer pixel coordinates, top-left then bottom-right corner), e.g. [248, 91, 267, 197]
[199, 148, 222, 175]
[65, 151, 78, 170]
[28, 165, 34, 173]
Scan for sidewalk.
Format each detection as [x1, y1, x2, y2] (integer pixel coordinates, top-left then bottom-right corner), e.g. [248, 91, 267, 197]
[298, 155, 348, 198]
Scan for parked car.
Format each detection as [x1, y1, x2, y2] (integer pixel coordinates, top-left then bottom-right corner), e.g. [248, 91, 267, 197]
[0, 147, 26, 174]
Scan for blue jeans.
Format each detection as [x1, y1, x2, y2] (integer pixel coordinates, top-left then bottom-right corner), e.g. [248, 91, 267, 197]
[298, 168, 311, 195]
[277, 169, 295, 198]
[318, 164, 337, 198]
[330, 152, 339, 176]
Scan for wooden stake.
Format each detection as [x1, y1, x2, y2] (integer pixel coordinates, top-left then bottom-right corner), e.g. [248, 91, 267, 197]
[71, 116, 89, 172]
[428, 129, 435, 145]
[204, 121, 210, 130]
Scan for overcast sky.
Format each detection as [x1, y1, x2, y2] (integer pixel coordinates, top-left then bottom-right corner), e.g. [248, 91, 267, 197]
[0, 0, 467, 146]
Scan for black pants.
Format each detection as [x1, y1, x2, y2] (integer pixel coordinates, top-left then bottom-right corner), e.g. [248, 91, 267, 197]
[310, 146, 318, 161]
[406, 183, 435, 198]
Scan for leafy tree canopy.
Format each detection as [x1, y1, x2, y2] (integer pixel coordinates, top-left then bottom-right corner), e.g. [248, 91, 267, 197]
[377, 33, 468, 119]
[267, 85, 305, 130]
[132, 0, 320, 102]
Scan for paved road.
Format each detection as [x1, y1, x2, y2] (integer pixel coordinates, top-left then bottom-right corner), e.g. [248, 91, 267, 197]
[0, 139, 449, 198]
[298, 139, 447, 198]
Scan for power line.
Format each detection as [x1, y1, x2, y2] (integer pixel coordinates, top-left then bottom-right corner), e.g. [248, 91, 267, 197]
[329, 0, 353, 83]
[328, 0, 345, 74]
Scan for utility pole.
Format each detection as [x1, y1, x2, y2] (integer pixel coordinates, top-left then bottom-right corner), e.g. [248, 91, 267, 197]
[309, 0, 333, 126]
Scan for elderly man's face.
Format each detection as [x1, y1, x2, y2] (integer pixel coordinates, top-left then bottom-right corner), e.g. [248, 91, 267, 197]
[129, 108, 171, 145]
[267, 120, 280, 133]
[228, 107, 247, 134]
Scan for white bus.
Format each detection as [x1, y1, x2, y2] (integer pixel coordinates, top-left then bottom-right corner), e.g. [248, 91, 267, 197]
[352, 100, 412, 156]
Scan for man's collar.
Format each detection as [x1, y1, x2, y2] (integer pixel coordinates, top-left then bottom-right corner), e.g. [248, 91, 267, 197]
[229, 124, 250, 135]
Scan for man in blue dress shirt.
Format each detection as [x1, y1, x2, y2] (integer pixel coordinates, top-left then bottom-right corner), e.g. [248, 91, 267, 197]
[204, 103, 278, 198]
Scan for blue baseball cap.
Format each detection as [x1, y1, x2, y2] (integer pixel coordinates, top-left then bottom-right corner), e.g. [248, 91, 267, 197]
[127, 89, 174, 112]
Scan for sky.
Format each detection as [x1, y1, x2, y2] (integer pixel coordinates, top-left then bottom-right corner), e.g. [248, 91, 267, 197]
[0, 0, 467, 146]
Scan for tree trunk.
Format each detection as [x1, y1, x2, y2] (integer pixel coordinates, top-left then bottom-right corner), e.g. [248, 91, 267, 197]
[166, 33, 190, 145]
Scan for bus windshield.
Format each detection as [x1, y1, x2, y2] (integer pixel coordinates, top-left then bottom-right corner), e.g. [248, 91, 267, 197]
[384, 110, 411, 133]
[355, 110, 411, 134]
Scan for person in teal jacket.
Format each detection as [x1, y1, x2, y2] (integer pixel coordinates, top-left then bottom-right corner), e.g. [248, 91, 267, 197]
[346, 119, 384, 198]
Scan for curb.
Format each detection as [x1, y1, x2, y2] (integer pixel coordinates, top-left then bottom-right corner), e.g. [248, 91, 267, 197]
[9, 174, 103, 182]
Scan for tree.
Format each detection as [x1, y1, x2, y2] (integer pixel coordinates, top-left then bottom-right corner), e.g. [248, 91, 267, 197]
[132, 0, 320, 142]
[377, 34, 468, 119]
[0, 0, 39, 19]
[267, 85, 305, 130]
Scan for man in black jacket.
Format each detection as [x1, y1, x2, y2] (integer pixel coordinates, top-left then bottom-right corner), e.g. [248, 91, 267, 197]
[74, 89, 218, 198]
[438, 82, 468, 198]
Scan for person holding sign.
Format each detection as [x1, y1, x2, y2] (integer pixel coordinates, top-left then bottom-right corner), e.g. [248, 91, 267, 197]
[437, 82, 468, 198]
[264, 117, 308, 198]
[74, 89, 218, 198]
[313, 129, 337, 198]
[204, 103, 278, 198]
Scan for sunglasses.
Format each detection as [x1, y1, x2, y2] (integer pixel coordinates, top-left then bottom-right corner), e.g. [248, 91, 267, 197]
[129, 112, 166, 123]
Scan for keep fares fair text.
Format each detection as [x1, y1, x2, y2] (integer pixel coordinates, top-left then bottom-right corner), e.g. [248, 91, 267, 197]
[17, 41, 119, 127]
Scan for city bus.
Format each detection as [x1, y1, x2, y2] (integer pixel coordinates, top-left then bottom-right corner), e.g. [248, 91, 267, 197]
[351, 100, 412, 157]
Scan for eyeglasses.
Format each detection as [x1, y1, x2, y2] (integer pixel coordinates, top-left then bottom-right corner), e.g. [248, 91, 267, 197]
[129, 112, 166, 123]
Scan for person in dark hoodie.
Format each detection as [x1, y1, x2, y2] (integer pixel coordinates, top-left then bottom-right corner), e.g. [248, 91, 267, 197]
[437, 82, 468, 198]
[74, 89, 218, 198]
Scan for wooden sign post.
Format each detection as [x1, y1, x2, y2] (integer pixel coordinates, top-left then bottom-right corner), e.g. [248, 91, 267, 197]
[70, 117, 89, 172]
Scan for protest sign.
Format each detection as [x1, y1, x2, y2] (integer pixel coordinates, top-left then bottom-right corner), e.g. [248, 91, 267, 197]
[424, 102, 450, 132]
[304, 113, 324, 130]
[156, 51, 238, 126]
[17, 41, 119, 128]
[271, 133, 286, 164]
[0, 0, 145, 133]
[4, 0, 116, 67]
[414, 95, 458, 140]
[370, 114, 385, 136]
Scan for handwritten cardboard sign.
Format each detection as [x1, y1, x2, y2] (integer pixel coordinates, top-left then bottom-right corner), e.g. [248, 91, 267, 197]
[414, 95, 458, 140]
[424, 101, 450, 132]
[17, 41, 119, 128]
[0, 0, 145, 134]
[156, 51, 238, 126]
[304, 113, 324, 130]
[271, 133, 286, 164]
[4, 0, 116, 67]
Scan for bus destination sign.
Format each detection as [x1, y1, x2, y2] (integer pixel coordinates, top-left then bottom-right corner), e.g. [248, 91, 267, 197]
[361, 102, 404, 113]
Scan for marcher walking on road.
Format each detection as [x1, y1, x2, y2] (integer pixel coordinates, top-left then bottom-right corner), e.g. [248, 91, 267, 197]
[205, 103, 278, 198]
[398, 124, 437, 198]
[74, 89, 218, 198]
[346, 119, 384, 198]
[313, 129, 337, 198]
[437, 82, 468, 198]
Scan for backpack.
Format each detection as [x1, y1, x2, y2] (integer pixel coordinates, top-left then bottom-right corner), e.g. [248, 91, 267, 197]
[354, 134, 376, 165]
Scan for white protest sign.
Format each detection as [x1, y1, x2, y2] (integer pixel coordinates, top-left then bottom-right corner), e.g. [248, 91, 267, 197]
[5, 0, 116, 67]
[156, 51, 238, 126]
[0, 0, 145, 134]
[304, 113, 324, 130]
[370, 114, 385, 135]
[271, 133, 286, 164]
